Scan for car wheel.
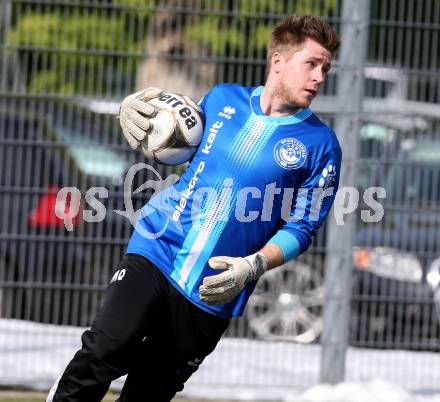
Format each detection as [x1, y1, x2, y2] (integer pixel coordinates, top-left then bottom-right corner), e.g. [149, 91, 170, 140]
[246, 261, 324, 343]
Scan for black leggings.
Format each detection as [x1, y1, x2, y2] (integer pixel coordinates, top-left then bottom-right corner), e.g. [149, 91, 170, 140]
[47, 254, 229, 402]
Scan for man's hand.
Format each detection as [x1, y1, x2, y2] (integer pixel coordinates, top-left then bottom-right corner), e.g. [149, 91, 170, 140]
[199, 253, 268, 305]
[118, 87, 163, 150]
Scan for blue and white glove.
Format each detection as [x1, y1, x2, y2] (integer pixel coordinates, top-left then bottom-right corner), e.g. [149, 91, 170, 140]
[199, 252, 268, 305]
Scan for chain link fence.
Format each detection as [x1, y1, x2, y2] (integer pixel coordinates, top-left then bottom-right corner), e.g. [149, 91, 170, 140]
[0, 0, 439, 396]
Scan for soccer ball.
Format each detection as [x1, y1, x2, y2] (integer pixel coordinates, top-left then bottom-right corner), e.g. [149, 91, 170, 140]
[140, 91, 204, 165]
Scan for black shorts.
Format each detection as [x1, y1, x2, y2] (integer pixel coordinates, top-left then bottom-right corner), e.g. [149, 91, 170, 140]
[47, 254, 229, 402]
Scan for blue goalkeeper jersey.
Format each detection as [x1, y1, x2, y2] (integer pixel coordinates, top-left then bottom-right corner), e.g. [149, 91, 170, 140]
[127, 83, 341, 318]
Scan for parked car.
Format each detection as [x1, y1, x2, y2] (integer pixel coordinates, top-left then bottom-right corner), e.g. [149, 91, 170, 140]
[351, 138, 440, 349]
[0, 99, 163, 326]
[1, 98, 439, 352]
[244, 129, 440, 350]
[245, 260, 324, 344]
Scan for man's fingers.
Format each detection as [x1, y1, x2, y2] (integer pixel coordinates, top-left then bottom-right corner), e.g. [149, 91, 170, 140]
[140, 87, 163, 102]
[208, 258, 228, 270]
[124, 119, 149, 142]
[201, 270, 231, 288]
[125, 107, 152, 131]
[199, 293, 226, 305]
[200, 255, 250, 304]
[199, 285, 226, 299]
[140, 143, 154, 159]
[126, 98, 157, 116]
[120, 121, 140, 150]
[208, 256, 236, 270]
[199, 285, 238, 305]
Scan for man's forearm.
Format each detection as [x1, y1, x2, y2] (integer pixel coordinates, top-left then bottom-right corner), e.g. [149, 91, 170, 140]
[259, 242, 284, 270]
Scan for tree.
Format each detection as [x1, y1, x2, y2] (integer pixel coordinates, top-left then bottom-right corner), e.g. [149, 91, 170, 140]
[183, 0, 339, 85]
[7, 0, 156, 96]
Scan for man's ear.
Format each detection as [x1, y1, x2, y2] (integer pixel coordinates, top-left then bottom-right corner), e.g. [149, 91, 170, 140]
[271, 52, 284, 74]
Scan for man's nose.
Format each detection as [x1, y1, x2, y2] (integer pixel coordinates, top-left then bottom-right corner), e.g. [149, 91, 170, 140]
[313, 69, 325, 84]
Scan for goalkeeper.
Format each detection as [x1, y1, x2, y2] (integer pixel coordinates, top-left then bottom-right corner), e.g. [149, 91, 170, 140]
[47, 15, 341, 402]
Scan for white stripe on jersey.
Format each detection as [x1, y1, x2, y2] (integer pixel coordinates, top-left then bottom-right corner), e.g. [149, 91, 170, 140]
[176, 118, 267, 289]
[233, 118, 266, 169]
[177, 179, 233, 288]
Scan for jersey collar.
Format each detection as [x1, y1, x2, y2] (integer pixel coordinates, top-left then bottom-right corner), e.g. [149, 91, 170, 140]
[250, 86, 312, 125]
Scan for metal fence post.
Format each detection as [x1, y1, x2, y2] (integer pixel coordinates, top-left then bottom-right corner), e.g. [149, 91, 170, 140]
[0, 0, 12, 91]
[320, 0, 371, 384]
[0, 0, 11, 45]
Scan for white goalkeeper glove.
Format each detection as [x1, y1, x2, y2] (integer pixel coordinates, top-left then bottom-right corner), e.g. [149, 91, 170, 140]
[118, 87, 163, 150]
[199, 252, 268, 305]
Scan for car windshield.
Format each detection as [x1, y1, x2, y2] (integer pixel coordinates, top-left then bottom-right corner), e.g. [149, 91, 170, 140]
[49, 105, 130, 180]
[385, 141, 440, 207]
[52, 123, 129, 179]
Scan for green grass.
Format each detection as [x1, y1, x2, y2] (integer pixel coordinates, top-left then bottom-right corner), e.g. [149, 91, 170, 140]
[0, 398, 218, 402]
[0, 391, 224, 402]
[0, 392, 114, 401]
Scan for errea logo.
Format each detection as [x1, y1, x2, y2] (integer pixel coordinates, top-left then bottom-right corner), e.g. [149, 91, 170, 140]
[224, 106, 235, 115]
[218, 106, 236, 120]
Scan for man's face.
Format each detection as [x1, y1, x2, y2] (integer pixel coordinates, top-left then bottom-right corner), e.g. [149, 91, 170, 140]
[272, 39, 332, 109]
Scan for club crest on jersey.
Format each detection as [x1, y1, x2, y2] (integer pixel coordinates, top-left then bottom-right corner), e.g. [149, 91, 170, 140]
[274, 138, 307, 170]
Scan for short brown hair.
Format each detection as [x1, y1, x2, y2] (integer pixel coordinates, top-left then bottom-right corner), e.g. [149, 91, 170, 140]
[267, 15, 340, 68]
